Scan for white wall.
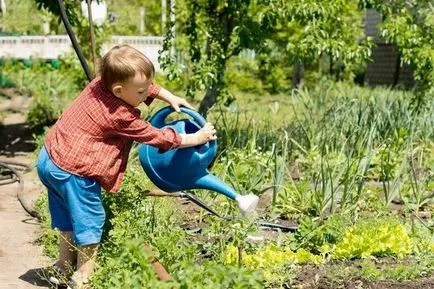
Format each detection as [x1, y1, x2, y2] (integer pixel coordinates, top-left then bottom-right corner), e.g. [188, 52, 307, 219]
[0, 35, 164, 71]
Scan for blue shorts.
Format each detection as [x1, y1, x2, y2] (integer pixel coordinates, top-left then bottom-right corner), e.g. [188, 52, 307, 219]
[36, 146, 105, 246]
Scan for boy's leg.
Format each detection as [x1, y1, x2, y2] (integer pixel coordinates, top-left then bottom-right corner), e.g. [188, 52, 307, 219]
[36, 146, 76, 281]
[67, 243, 99, 288]
[76, 243, 99, 279]
[58, 231, 77, 271]
[48, 231, 76, 285]
[64, 175, 104, 287]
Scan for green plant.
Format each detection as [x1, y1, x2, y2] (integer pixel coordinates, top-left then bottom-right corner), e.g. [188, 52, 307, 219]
[1, 59, 80, 128]
[225, 58, 265, 95]
[293, 214, 349, 253]
[214, 145, 274, 195]
[330, 217, 413, 259]
[176, 262, 264, 289]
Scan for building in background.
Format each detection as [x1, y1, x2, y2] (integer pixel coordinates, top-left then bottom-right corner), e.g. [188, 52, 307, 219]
[364, 9, 414, 89]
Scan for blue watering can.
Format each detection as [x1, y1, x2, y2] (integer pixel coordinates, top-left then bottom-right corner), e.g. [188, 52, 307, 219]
[138, 106, 258, 215]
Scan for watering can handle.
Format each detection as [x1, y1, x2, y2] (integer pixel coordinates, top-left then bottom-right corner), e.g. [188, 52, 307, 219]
[149, 106, 217, 164]
[150, 106, 208, 128]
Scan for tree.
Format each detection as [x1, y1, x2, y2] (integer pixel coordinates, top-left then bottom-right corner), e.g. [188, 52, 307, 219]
[161, 0, 375, 113]
[34, 0, 111, 78]
[0, 0, 56, 34]
[263, 0, 373, 87]
[160, 0, 269, 117]
[104, 0, 163, 36]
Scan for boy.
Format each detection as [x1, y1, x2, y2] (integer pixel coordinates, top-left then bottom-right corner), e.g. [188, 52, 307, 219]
[36, 44, 217, 288]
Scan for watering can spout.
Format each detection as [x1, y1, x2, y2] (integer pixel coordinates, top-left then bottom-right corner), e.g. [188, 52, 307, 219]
[195, 173, 239, 200]
[195, 174, 259, 215]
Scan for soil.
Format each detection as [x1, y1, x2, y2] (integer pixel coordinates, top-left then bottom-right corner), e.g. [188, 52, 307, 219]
[0, 91, 51, 289]
[295, 264, 434, 289]
[171, 184, 434, 289]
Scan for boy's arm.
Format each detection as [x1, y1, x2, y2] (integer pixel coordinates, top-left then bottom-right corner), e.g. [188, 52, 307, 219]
[113, 109, 216, 150]
[150, 86, 195, 112]
[143, 82, 161, 106]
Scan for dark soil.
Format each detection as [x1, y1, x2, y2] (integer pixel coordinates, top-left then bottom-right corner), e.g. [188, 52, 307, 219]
[294, 262, 434, 289]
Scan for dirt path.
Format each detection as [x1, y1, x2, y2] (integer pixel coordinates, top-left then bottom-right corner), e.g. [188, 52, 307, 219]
[0, 93, 51, 289]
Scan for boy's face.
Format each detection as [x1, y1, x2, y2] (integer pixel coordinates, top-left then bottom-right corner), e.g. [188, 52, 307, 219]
[112, 73, 152, 107]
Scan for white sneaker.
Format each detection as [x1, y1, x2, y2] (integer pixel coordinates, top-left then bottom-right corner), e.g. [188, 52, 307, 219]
[67, 271, 89, 289]
[48, 264, 67, 286]
[235, 194, 259, 216]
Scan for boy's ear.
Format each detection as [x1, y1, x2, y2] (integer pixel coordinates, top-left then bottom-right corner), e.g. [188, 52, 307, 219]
[112, 84, 122, 98]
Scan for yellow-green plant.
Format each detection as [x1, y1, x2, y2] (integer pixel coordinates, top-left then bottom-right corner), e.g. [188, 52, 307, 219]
[224, 243, 323, 284]
[327, 217, 413, 259]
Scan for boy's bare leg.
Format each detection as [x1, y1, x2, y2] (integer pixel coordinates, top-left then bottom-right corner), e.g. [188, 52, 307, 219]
[58, 231, 77, 271]
[76, 243, 99, 280]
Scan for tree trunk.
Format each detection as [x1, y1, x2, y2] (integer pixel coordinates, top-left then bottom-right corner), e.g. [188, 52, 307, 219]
[393, 52, 401, 88]
[198, 85, 219, 118]
[292, 63, 304, 89]
[198, 64, 226, 117]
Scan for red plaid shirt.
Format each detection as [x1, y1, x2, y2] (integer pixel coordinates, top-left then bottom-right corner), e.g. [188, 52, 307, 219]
[44, 78, 182, 193]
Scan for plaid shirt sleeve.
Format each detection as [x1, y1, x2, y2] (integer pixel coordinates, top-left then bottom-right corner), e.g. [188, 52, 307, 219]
[113, 105, 182, 151]
[144, 82, 161, 106]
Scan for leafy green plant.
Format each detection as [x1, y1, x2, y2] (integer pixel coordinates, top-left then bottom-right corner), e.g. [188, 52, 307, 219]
[224, 243, 321, 285]
[225, 57, 265, 95]
[214, 145, 273, 195]
[293, 214, 349, 253]
[92, 239, 177, 289]
[329, 217, 413, 259]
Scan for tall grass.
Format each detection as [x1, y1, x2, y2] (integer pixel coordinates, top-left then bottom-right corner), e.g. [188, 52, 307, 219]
[213, 81, 434, 217]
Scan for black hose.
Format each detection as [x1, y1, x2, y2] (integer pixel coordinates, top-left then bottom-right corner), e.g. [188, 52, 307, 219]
[180, 190, 298, 232]
[56, 0, 93, 82]
[180, 191, 223, 218]
[0, 161, 40, 219]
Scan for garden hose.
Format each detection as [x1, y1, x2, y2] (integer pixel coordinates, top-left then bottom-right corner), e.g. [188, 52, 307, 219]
[145, 189, 298, 231]
[179, 191, 298, 232]
[0, 160, 40, 219]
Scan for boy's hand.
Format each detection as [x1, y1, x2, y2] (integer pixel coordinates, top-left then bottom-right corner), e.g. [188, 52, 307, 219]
[195, 122, 217, 144]
[178, 122, 217, 148]
[168, 95, 195, 112]
[154, 87, 195, 112]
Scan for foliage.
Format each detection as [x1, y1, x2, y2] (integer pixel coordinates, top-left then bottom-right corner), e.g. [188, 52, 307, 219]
[294, 214, 349, 252]
[160, 0, 269, 115]
[225, 57, 265, 95]
[0, 1, 56, 34]
[104, 0, 163, 36]
[176, 262, 264, 289]
[33, 192, 59, 259]
[214, 146, 273, 195]
[1, 59, 80, 129]
[270, 81, 434, 216]
[256, 0, 373, 92]
[92, 239, 177, 289]
[33, 0, 111, 77]
[92, 162, 264, 288]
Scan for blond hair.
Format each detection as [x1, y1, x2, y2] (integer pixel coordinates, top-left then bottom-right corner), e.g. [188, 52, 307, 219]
[99, 44, 155, 91]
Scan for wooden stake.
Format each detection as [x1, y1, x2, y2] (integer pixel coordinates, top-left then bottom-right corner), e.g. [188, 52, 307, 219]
[143, 245, 172, 281]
